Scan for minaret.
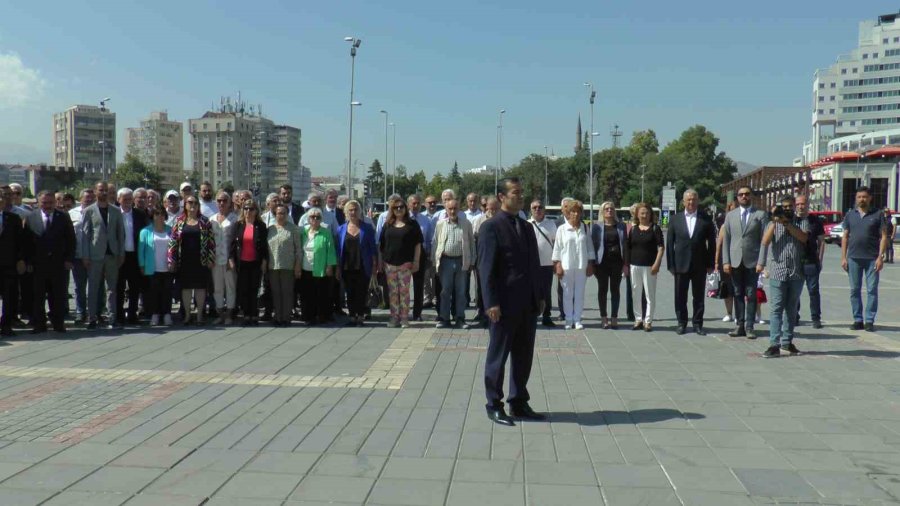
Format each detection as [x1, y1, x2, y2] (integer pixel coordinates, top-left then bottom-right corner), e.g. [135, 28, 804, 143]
[575, 114, 583, 152]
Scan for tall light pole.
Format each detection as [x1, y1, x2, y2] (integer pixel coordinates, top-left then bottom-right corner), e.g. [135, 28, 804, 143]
[584, 83, 595, 220]
[380, 110, 389, 203]
[345, 36, 362, 198]
[640, 164, 646, 202]
[100, 97, 111, 180]
[495, 109, 505, 193]
[856, 133, 866, 186]
[544, 145, 549, 203]
[390, 122, 396, 194]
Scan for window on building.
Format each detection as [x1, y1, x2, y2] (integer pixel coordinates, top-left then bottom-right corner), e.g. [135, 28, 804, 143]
[863, 53, 869, 59]
[831, 83, 836, 88]
[853, 68, 858, 73]
[819, 83, 825, 89]
[850, 121, 856, 126]
[842, 68, 848, 75]
[204, 161, 209, 167]
[203, 123, 208, 130]
[874, 52, 879, 58]
[818, 109, 824, 114]
[818, 96, 824, 102]
[886, 38, 891, 44]
[227, 122, 232, 129]
[830, 96, 835, 101]
[829, 109, 835, 114]
[895, 37, 899, 43]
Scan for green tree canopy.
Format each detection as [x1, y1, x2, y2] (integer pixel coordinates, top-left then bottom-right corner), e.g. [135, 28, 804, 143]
[113, 154, 163, 191]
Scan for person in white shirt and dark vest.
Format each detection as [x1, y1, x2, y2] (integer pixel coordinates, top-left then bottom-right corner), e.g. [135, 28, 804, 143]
[529, 199, 557, 327]
[666, 189, 716, 335]
[115, 188, 149, 325]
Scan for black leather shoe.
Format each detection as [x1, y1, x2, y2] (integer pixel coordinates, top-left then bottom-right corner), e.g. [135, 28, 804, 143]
[728, 326, 746, 337]
[812, 320, 823, 329]
[763, 345, 781, 358]
[510, 403, 546, 421]
[0, 328, 13, 337]
[86, 321, 98, 330]
[781, 343, 802, 355]
[486, 406, 515, 426]
[675, 325, 686, 335]
[865, 322, 875, 332]
[541, 318, 556, 327]
[693, 326, 706, 336]
[745, 328, 757, 340]
[851, 321, 864, 330]
[31, 326, 48, 335]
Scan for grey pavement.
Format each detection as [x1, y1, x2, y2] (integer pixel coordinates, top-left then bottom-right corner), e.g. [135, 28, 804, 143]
[0, 246, 899, 504]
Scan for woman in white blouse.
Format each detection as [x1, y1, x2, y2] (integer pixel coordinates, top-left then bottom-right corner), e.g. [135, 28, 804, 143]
[552, 200, 595, 330]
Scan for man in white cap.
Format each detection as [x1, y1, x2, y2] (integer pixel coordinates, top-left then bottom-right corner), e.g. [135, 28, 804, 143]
[164, 190, 181, 226]
[179, 182, 193, 203]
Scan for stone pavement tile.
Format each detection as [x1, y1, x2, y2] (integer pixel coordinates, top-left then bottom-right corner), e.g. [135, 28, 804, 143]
[144, 469, 232, 497]
[0, 463, 97, 490]
[676, 490, 756, 505]
[818, 433, 899, 453]
[123, 493, 202, 506]
[732, 468, 819, 499]
[42, 490, 129, 505]
[70, 466, 165, 494]
[697, 430, 768, 449]
[780, 449, 859, 472]
[491, 431, 525, 461]
[446, 481, 525, 506]
[798, 417, 870, 435]
[381, 456, 454, 481]
[583, 434, 626, 464]
[652, 445, 723, 468]
[526, 483, 603, 506]
[553, 434, 591, 462]
[110, 445, 194, 469]
[594, 463, 671, 488]
[264, 424, 315, 451]
[424, 430, 461, 458]
[0, 462, 30, 482]
[522, 433, 556, 461]
[289, 475, 375, 503]
[640, 428, 708, 447]
[293, 425, 342, 454]
[800, 470, 896, 501]
[613, 435, 657, 465]
[525, 460, 599, 486]
[868, 474, 900, 500]
[311, 453, 385, 478]
[0, 488, 56, 506]
[390, 429, 431, 457]
[358, 428, 402, 456]
[664, 465, 747, 493]
[367, 478, 448, 506]
[453, 459, 524, 483]
[457, 431, 491, 460]
[0, 441, 67, 463]
[243, 451, 318, 475]
[757, 431, 830, 451]
[169, 448, 255, 474]
[207, 498, 284, 506]
[739, 416, 808, 433]
[215, 471, 302, 500]
[713, 448, 794, 470]
[45, 442, 133, 466]
[601, 487, 681, 505]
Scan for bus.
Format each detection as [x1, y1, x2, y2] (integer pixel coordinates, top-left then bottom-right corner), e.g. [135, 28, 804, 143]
[543, 204, 661, 224]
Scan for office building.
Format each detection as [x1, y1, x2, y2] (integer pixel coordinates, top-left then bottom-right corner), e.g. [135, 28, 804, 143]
[52, 105, 116, 179]
[126, 111, 184, 190]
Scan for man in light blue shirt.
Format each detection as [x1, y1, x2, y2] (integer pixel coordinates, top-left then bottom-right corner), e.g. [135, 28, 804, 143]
[409, 194, 433, 321]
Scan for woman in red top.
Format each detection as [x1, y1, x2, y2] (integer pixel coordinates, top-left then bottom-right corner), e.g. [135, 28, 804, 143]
[229, 201, 269, 326]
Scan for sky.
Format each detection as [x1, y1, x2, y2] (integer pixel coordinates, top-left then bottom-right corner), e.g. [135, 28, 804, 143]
[1, 0, 898, 177]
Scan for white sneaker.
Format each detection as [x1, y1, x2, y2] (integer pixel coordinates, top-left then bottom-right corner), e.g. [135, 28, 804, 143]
[574, 322, 585, 330]
[163, 314, 173, 326]
[757, 319, 766, 325]
[722, 315, 733, 322]
[564, 324, 573, 330]
[150, 315, 160, 326]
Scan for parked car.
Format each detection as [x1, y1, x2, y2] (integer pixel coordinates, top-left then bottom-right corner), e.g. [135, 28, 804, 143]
[829, 223, 843, 244]
[811, 211, 844, 244]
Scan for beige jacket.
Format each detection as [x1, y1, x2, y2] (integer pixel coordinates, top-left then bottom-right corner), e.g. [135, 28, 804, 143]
[433, 217, 476, 270]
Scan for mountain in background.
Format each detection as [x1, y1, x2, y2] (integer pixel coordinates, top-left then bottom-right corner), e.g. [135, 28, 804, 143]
[735, 161, 758, 175]
[0, 142, 46, 165]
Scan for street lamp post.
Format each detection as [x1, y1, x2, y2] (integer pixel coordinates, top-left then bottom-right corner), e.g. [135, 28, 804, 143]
[390, 122, 396, 194]
[641, 164, 646, 202]
[100, 97, 111, 180]
[544, 145, 549, 203]
[380, 110, 388, 203]
[495, 109, 505, 193]
[584, 83, 595, 221]
[345, 36, 362, 199]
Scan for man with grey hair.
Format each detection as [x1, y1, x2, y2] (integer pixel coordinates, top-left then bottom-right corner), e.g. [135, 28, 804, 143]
[116, 187, 148, 324]
[70, 188, 95, 323]
[666, 189, 716, 335]
[8, 183, 31, 213]
[147, 189, 159, 210]
[299, 192, 337, 230]
[133, 188, 149, 216]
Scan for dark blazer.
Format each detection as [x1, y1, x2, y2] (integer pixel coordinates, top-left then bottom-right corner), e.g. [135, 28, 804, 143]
[24, 209, 76, 266]
[477, 210, 542, 315]
[229, 220, 270, 269]
[666, 211, 716, 274]
[123, 208, 150, 253]
[288, 203, 304, 225]
[337, 221, 377, 279]
[0, 211, 26, 267]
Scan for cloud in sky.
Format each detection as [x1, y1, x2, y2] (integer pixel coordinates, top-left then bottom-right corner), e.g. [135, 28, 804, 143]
[0, 51, 45, 109]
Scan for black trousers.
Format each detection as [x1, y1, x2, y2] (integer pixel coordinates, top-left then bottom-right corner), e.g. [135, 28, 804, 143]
[556, 277, 565, 319]
[343, 269, 368, 318]
[32, 264, 67, 329]
[731, 265, 759, 329]
[0, 266, 16, 330]
[237, 261, 262, 318]
[412, 256, 429, 318]
[116, 251, 143, 321]
[539, 266, 554, 319]
[595, 258, 624, 318]
[475, 267, 486, 321]
[146, 272, 173, 316]
[484, 310, 537, 408]
[674, 270, 706, 326]
[16, 271, 30, 319]
[260, 271, 272, 316]
[301, 271, 331, 323]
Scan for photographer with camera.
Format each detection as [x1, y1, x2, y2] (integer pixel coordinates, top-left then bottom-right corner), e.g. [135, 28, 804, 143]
[756, 195, 809, 358]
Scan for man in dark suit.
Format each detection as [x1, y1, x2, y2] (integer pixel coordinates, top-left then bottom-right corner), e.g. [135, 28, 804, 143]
[479, 177, 544, 426]
[25, 191, 76, 333]
[279, 184, 304, 225]
[0, 186, 27, 337]
[116, 188, 149, 324]
[666, 189, 716, 335]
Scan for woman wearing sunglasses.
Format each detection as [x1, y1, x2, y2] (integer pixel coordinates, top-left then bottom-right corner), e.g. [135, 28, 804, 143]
[299, 208, 337, 325]
[168, 197, 216, 325]
[378, 196, 423, 328]
[229, 201, 269, 326]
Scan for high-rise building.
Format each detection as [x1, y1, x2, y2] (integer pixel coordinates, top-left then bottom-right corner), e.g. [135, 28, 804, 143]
[291, 165, 312, 200]
[52, 105, 116, 179]
[807, 12, 900, 163]
[189, 96, 301, 195]
[126, 111, 184, 189]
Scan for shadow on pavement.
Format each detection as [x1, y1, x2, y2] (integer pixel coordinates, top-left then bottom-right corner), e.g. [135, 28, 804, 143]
[802, 349, 900, 359]
[548, 409, 705, 426]
[801, 333, 858, 340]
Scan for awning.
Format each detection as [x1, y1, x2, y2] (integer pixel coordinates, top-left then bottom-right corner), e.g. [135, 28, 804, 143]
[827, 151, 862, 162]
[864, 146, 900, 158]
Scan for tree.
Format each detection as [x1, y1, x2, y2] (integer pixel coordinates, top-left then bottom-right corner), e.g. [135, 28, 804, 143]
[366, 159, 385, 201]
[595, 147, 635, 206]
[449, 161, 462, 188]
[113, 154, 163, 191]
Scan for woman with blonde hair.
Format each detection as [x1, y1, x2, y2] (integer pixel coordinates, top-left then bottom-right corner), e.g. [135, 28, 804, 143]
[378, 196, 423, 328]
[552, 199, 594, 330]
[591, 201, 627, 329]
[625, 202, 665, 331]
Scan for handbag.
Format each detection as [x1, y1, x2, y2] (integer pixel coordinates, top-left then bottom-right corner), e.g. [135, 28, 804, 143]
[706, 270, 721, 298]
[367, 276, 384, 309]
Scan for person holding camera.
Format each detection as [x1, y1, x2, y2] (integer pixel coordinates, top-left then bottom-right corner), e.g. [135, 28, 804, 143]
[757, 196, 809, 358]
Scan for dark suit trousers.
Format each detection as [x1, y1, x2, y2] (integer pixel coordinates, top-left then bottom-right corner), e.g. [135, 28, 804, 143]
[674, 270, 706, 326]
[18, 271, 32, 318]
[116, 251, 143, 321]
[540, 266, 554, 319]
[484, 311, 537, 408]
[731, 265, 759, 329]
[0, 267, 18, 330]
[32, 264, 67, 328]
[412, 256, 429, 318]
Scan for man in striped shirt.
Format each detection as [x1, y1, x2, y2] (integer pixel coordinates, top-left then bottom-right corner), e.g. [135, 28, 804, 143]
[756, 195, 809, 358]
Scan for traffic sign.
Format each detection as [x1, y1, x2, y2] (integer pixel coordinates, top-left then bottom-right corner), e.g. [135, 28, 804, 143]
[662, 185, 676, 211]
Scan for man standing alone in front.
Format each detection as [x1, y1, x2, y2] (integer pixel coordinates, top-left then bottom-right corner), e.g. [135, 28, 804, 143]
[480, 177, 543, 426]
[841, 186, 889, 332]
[666, 189, 716, 335]
[722, 185, 768, 339]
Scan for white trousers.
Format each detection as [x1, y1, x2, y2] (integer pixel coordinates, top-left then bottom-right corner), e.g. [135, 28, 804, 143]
[561, 268, 588, 325]
[212, 264, 237, 309]
[630, 265, 657, 324]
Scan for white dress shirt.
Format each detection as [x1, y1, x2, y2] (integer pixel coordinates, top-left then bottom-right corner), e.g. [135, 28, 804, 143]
[69, 206, 84, 259]
[211, 212, 238, 265]
[685, 210, 697, 238]
[530, 218, 557, 267]
[551, 221, 595, 271]
[122, 209, 135, 252]
[464, 207, 482, 222]
[200, 199, 218, 219]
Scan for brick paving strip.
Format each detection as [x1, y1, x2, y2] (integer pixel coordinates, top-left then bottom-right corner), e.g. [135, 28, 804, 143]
[0, 379, 81, 413]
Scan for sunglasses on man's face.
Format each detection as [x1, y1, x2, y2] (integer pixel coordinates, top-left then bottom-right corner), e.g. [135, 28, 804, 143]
[426, 202, 436, 206]
[244, 207, 257, 212]
[737, 192, 751, 197]
[309, 215, 322, 220]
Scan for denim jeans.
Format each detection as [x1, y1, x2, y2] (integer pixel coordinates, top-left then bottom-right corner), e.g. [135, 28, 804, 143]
[848, 258, 879, 323]
[438, 257, 466, 322]
[769, 278, 804, 346]
[71, 260, 89, 318]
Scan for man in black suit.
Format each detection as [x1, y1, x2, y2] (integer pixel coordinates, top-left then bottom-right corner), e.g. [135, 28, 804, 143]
[279, 184, 304, 225]
[479, 177, 544, 426]
[0, 186, 27, 337]
[116, 188, 149, 324]
[666, 189, 717, 335]
[25, 191, 77, 333]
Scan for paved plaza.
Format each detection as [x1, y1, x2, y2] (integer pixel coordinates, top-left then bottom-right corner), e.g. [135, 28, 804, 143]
[0, 247, 900, 504]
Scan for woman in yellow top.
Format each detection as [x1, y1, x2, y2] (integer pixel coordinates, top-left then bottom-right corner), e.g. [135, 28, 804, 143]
[299, 207, 337, 325]
[267, 204, 302, 327]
